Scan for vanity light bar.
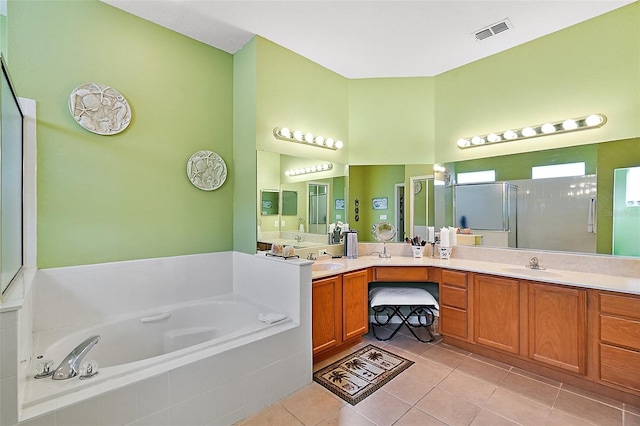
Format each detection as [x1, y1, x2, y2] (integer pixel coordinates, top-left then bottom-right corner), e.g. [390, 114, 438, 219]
[273, 127, 344, 150]
[284, 163, 333, 177]
[456, 114, 607, 149]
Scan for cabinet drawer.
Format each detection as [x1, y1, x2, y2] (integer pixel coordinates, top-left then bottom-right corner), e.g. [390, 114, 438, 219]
[600, 343, 640, 392]
[441, 285, 467, 309]
[440, 306, 467, 339]
[441, 270, 467, 288]
[373, 266, 430, 282]
[600, 293, 640, 320]
[601, 315, 640, 351]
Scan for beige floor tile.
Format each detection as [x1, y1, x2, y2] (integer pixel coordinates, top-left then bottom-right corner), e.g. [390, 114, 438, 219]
[545, 409, 594, 426]
[483, 387, 551, 426]
[405, 358, 452, 386]
[385, 334, 432, 356]
[509, 366, 562, 387]
[236, 404, 303, 426]
[470, 409, 519, 426]
[419, 344, 468, 369]
[314, 405, 376, 426]
[627, 403, 640, 417]
[554, 389, 623, 426]
[352, 389, 411, 426]
[625, 411, 640, 426]
[415, 387, 481, 426]
[468, 352, 514, 371]
[562, 383, 625, 409]
[279, 384, 344, 426]
[394, 407, 447, 426]
[381, 372, 433, 405]
[454, 357, 509, 386]
[498, 371, 559, 407]
[436, 370, 497, 406]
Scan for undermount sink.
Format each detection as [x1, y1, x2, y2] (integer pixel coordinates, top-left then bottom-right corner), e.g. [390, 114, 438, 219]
[312, 262, 344, 272]
[500, 267, 562, 278]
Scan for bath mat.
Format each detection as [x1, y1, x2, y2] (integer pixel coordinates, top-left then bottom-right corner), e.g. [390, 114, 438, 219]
[313, 344, 414, 405]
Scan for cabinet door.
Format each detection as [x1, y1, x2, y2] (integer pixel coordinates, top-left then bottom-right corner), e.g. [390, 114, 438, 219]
[529, 283, 587, 374]
[474, 275, 520, 354]
[312, 275, 342, 355]
[342, 269, 369, 341]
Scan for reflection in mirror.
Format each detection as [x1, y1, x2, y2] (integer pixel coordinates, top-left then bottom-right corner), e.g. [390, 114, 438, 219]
[281, 190, 297, 216]
[409, 176, 434, 243]
[613, 166, 640, 256]
[260, 190, 279, 216]
[308, 183, 328, 234]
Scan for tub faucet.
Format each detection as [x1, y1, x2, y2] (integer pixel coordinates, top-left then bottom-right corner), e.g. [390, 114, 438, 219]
[52, 335, 100, 380]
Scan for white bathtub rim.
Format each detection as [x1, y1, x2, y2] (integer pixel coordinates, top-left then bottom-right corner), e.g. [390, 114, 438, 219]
[20, 318, 296, 422]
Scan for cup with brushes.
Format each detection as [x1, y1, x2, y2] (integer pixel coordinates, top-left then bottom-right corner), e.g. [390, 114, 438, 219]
[406, 235, 426, 258]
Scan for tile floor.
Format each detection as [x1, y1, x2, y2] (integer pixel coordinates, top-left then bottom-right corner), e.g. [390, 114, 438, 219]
[237, 327, 640, 426]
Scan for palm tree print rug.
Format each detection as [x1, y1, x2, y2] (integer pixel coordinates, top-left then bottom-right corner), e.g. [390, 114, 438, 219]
[313, 344, 414, 405]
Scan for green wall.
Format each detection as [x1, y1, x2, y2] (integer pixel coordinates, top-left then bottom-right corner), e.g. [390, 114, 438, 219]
[349, 165, 405, 241]
[434, 3, 640, 164]
[348, 77, 435, 165]
[10, 0, 234, 267]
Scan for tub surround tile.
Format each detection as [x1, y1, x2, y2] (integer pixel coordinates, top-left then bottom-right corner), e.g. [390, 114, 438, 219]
[99, 386, 137, 426]
[54, 397, 101, 426]
[130, 409, 169, 426]
[1, 375, 18, 426]
[136, 373, 169, 420]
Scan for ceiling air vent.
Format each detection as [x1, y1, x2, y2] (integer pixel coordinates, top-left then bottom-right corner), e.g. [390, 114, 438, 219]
[474, 18, 512, 41]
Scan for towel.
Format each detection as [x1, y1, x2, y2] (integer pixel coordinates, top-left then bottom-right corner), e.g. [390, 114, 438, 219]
[259, 313, 287, 324]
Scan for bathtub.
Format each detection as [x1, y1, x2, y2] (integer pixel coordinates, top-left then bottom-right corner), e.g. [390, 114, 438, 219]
[16, 252, 313, 425]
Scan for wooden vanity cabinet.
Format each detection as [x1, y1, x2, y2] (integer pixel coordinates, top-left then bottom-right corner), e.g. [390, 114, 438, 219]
[474, 275, 520, 354]
[528, 283, 587, 374]
[598, 292, 640, 393]
[312, 269, 369, 361]
[440, 270, 470, 340]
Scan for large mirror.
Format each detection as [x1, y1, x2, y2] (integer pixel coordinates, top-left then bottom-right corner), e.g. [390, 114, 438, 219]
[257, 150, 348, 246]
[260, 190, 279, 216]
[257, 137, 639, 257]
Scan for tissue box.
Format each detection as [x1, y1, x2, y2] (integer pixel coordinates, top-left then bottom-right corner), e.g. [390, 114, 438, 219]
[456, 234, 477, 246]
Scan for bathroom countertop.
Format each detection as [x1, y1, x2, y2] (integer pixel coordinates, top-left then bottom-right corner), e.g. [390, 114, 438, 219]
[310, 255, 640, 296]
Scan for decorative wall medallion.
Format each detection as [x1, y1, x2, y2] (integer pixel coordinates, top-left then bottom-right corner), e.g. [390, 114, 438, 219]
[69, 83, 131, 135]
[186, 150, 227, 191]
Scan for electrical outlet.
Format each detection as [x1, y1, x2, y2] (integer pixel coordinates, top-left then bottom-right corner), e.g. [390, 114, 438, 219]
[319, 249, 328, 256]
[380, 214, 387, 220]
[274, 220, 279, 227]
[336, 214, 342, 219]
[281, 220, 286, 227]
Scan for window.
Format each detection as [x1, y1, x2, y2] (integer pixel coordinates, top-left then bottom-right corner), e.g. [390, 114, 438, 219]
[532, 162, 585, 179]
[457, 170, 496, 184]
[1, 56, 24, 295]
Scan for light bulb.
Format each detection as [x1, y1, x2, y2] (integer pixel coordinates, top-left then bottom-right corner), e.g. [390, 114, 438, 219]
[457, 138, 470, 148]
[562, 119, 578, 130]
[522, 127, 537, 137]
[325, 138, 334, 147]
[487, 133, 501, 143]
[304, 133, 314, 143]
[585, 114, 603, 126]
[335, 140, 343, 149]
[471, 136, 485, 145]
[503, 130, 517, 140]
[280, 127, 291, 138]
[541, 123, 556, 134]
[322, 163, 330, 170]
[315, 136, 324, 145]
[284, 170, 291, 176]
[293, 130, 303, 141]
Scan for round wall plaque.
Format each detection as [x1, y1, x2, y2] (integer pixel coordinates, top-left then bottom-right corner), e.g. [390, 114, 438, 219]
[69, 83, 131, 135]
[186, 150, 227, 191]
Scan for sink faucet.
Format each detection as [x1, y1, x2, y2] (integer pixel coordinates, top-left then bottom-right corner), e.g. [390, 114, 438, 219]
[52, 335, 100, 380]
[295, 235, 303, 243]
[528, 257, 540, 270]
[307, 252, 317, 260]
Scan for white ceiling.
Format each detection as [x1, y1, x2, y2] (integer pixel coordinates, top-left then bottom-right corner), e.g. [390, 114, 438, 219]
[102, 0, 635, 79]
